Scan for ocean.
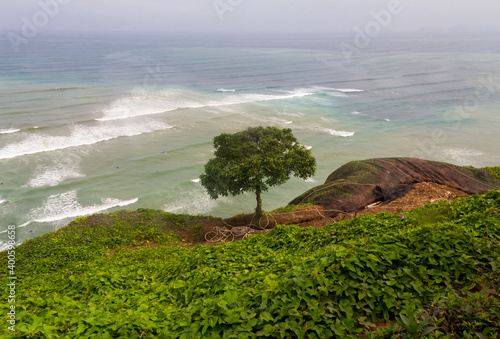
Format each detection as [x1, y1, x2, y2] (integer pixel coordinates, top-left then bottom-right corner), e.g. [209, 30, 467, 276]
[1, 32, 500, 250]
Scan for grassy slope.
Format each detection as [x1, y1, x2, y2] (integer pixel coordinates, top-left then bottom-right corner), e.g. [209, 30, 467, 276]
[1, 190, 499, 338]
[485, 167, 500, 181]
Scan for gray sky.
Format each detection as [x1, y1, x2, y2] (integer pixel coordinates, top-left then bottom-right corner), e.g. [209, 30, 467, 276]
[2, 0, 500, 34]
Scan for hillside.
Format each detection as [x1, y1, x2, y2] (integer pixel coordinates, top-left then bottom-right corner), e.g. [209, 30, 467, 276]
[290, 158, 500, 217]
[1, 195, 499, 337]
[1, 159, 499, 338]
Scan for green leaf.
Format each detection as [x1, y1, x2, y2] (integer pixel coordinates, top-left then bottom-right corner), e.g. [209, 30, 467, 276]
[217, 299, 228, 310]
[223, 290, 239, 305]
[409, 315, 418, 334]
[331, 323, 345, 336]
[339, 299, 353, 319]
[260, 311, 274, 322]
[256, 324, 275, 336]
[399, 314, 410, 327]
[383, 295, 396, 309]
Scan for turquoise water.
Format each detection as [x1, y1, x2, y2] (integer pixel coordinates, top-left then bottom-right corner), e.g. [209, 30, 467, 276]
[1, 32, 500, 249]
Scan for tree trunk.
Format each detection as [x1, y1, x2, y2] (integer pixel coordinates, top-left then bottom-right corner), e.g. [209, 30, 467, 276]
[255, 188, 263, 218]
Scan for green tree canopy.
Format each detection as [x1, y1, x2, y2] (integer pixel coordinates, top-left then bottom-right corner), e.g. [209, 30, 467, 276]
[200, 126, 316, 217]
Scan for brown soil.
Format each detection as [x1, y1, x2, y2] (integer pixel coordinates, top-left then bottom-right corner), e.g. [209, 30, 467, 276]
[183, 182, 471, 246]
[338, 182, 469, 221]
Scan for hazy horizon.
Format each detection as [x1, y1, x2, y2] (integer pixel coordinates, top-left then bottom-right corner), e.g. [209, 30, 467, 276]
[2, 0, 500, 36]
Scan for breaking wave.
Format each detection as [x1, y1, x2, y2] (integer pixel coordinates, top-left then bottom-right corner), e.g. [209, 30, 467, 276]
[0, 120, 172, 160]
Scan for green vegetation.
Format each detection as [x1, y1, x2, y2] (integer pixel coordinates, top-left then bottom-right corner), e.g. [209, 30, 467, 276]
[135, 208, 217, 227]
[1, 190, 499, 338]
[484, 167, 500, 181]
[6, 209, 202, 279]
[270, 203, 315, 214]
[200, 127, 316, 217]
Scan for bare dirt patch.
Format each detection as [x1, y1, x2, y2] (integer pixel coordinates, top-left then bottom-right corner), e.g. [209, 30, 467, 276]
[340, 182, 470, 220]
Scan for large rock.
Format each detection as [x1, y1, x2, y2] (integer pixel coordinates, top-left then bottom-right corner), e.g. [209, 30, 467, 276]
[289, 158, 500, 217]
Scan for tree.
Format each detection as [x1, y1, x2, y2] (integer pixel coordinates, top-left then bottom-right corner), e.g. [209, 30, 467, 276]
[200, 126, 317, 217]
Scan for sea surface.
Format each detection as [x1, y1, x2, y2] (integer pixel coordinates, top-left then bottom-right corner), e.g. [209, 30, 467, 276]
[1, 32, 500, 250]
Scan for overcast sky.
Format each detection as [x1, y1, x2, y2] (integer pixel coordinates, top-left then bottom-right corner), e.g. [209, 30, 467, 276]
[2, 0, 500, 34]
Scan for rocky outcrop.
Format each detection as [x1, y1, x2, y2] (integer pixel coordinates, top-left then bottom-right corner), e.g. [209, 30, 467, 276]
[289, 158, 500, 217]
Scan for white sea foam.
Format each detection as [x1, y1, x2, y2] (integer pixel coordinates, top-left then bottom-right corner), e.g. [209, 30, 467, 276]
[191, 178, 201, 183]
[326, 92, 349, 98]
[313, 86, 364, 94]
[0, 128, 20, 134]
[164, 191, 223, 215]
[25, 162, 85, 188]
[283, 112, 305, 118]
[441, 148, 484, 166]
[96, 94, 192, 121]
[334, 88, 364, 93]
[217, 88, 236, 92]
[96, 88, 316, 121]
[351, 111, 362, 115]
[0, 120, 172, 160]
[0, 240, 17, 251]
[305, 178, 316, 183]
[259, 117, 293, 125]
[323, 128, 355, 137]
[0, 199, 5, 205]
[18, 191, 138, 227]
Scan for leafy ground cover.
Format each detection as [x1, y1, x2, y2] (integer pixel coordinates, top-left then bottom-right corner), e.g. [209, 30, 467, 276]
[1, 191, 499, 338]
[485, 167, 500, 181]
